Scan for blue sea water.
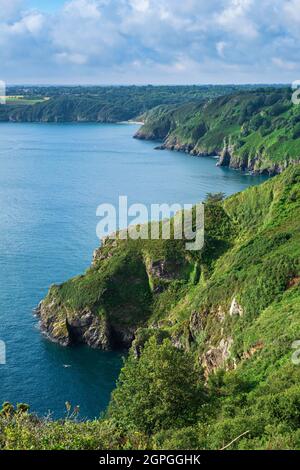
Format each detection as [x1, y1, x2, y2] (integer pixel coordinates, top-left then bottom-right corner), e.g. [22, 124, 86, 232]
[0, 123, 268, 419]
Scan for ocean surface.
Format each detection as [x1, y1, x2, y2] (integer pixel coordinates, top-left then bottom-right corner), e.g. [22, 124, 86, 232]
[0, 122, 268, 419]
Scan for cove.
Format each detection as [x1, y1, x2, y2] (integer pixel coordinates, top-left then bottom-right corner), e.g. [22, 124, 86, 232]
[0, 123, 268, 419]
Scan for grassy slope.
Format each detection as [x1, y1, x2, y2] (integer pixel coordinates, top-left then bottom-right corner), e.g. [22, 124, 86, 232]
[0, 85, 242, 123]
[136, 88, 300, 173]
[1, 165, 299, 449]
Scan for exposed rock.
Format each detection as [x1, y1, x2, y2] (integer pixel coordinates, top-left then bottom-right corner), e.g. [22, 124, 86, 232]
[219, 143, 232, 167]
[36, 299, 136, 350]
[136, 130, 300, 175]
[146, 259, 182, 293]
[36, 301, 111, 349]
[229, 298, 244, 317]
[242, 341, 264, 360]
[171, 331, 186, 350]
[149, 260, 172, 279]
[66, 309, 111, 349]
[189, 310, 205, 341]
[217, 142, 300, 175]
[287, 277, 300, 289]
[92, 238, 117, 266]
[35, 299, 70, 347]
[202, 337, 233, 376]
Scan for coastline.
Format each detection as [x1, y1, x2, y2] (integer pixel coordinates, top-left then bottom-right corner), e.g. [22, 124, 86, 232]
[118, 120, 144, 125]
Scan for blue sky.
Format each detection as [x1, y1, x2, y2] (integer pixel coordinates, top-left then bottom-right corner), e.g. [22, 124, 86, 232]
[1, 0, 300, 85]
[26, 0, 65, 12]
[27, 1, 65, 12]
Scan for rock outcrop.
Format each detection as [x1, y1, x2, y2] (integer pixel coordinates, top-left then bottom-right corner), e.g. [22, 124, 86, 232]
[139, 135, 300, 176]
[36, 301, 112, 349]
[202, 337, 234, 376]
[36, 298, 138, 350]
[229, 298, 244, 317]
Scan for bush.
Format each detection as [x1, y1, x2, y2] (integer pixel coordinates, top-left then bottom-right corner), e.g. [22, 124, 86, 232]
[205, 192, 226, 204]
[191, 121, 207, 140]
[109, 337, 206, 434]
[292, 123, 300, 139]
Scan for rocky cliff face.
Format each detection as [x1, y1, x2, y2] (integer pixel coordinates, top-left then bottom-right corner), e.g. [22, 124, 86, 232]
[36, 167, 300, 379]
[36, 236, 195, 351]
[134, 89, 300, 175]
[217, 143, 300, 175]
[36, 300, 112, 349]
[136, 132, 300, 176]
[36, 296, 139, 350]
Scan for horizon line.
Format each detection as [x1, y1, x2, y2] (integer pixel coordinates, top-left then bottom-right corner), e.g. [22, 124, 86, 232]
[6, 82, 290, 87]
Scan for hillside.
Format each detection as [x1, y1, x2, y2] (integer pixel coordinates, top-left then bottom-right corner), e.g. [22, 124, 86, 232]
[135, 88, 300, 175]
[0, 85, 243, 123]
[2, 166, 299, 450]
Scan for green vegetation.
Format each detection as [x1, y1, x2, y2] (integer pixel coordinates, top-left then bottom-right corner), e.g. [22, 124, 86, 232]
[0, 84, 264, 123]
[3, 84, 298, 174]
[3, 85, 299, 175]
[4, 96, 47, 106]
[136, 88, 300, 174]
[109, 337, 205, 435]
[1, 165, 299, 449]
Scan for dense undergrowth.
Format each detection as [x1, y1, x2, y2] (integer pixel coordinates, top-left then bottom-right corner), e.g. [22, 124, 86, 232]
[136, 88, 300, 173]
[0, 85, 246, 123]
[1, 166, 299, 450]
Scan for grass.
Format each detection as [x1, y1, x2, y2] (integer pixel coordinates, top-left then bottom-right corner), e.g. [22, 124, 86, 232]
[1, 165, 299, 450]
[5, 97, 47, 105]
[137, 88, 300, 172]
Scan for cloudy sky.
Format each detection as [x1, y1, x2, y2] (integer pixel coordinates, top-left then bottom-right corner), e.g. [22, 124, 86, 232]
[1, 0, 300, 84]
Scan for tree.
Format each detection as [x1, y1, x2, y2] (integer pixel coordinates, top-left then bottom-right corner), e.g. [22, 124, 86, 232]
[109, 337, 205, 435]
[292, 123, 300, 139]
[205, 192, 226, 204]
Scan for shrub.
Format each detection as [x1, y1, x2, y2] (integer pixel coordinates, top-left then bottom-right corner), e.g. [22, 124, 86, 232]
[109, 337, 206, 434]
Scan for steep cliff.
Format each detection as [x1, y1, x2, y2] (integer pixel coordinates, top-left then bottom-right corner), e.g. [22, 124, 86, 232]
[135, 89, 300, 175]
[1, 166, 299, 450]
[0, 85, 238, 123]
[38, 166, 300, 380]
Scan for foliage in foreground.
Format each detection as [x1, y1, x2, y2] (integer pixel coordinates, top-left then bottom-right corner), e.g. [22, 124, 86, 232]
[1, 166, 300, 450]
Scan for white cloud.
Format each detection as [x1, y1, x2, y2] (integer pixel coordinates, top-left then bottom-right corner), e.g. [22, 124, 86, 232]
[283, 0, 300, 24]
[0, 0, 23, 21]
[216, 0, 258, 38]
[0, 0, 300, 83]
[55, 52, 88, 65]
[216, 41, 227, 58]
[63, 0, 102, 19]
[10, 12, 45, 35]
[129, 0, 150, 12]
[272, 57, 298, 71]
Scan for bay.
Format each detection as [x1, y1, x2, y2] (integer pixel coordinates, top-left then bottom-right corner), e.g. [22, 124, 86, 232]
[0, 123, 268, 419]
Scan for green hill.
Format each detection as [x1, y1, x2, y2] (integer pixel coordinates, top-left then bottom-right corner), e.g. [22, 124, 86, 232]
[0, 85, 242, 123]
[135, 88, 300, 175]
[1, 165, 299, 450]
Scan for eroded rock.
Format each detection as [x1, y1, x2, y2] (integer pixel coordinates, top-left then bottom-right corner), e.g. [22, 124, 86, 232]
[229, 298, 244, 317]
[202, 337, 233, 375]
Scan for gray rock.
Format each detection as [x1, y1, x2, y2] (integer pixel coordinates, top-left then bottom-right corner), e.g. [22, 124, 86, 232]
[229, 298, 244, 317]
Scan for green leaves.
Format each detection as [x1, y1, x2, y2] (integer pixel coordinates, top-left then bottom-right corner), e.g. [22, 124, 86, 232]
[109, 337, 206, 435]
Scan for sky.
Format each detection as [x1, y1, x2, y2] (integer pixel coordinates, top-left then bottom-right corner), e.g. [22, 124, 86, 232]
[1, 0, 300, 85]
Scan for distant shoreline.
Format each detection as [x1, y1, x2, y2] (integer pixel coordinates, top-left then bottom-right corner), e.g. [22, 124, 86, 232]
[119, 120, 144, 125]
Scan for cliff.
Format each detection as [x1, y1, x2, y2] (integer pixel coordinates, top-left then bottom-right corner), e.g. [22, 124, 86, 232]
[38, 166, 300, 374]
[135, 89, 300, 175]
[1, 166, 299, 450]
[0, 85, 239, 123]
